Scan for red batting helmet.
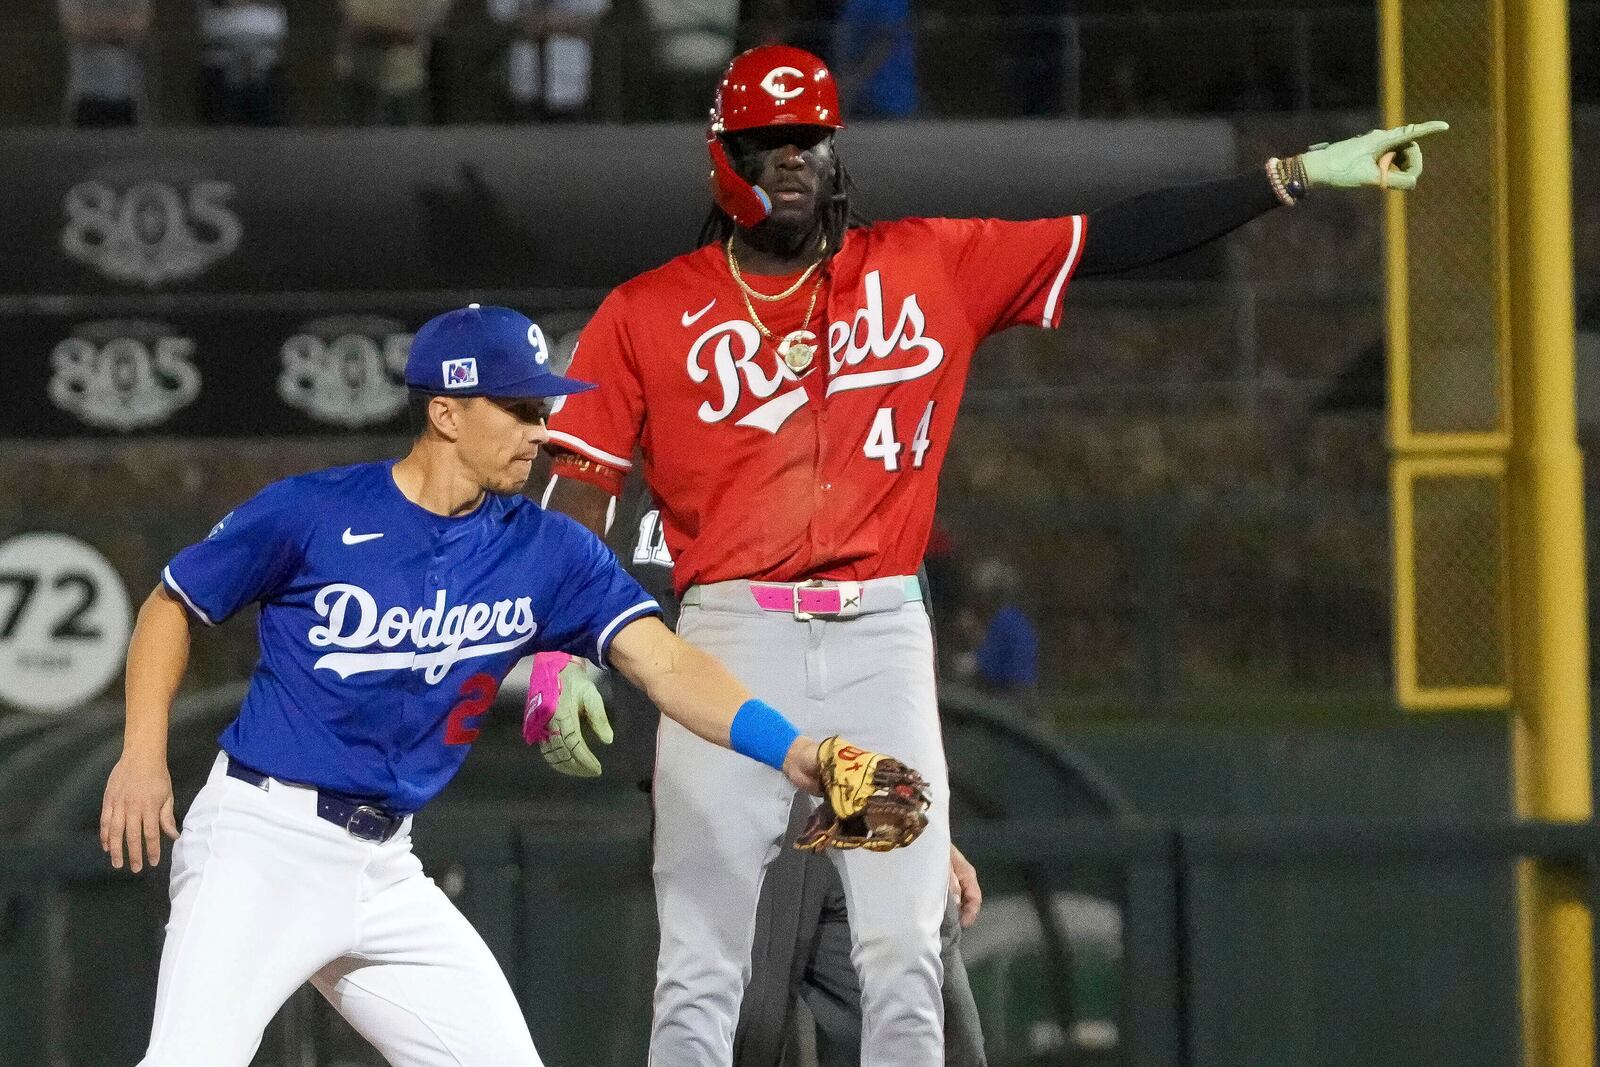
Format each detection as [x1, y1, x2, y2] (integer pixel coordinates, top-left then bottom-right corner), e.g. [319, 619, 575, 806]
[708, 45, 845, 229]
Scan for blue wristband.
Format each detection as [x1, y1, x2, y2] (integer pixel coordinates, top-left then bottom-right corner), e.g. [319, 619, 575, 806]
[729, 699, 801, 771]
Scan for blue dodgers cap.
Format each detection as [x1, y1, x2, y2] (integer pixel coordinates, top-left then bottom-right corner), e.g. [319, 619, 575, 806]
[405, 304, 596, 398]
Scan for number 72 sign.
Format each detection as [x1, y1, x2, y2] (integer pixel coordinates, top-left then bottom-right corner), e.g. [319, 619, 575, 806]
[0, 534, 132, 715]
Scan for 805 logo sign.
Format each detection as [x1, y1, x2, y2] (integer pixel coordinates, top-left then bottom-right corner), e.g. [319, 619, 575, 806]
[277, 315, 412, 429]
[49, 320, 201, 432]
[61, 178, 242, 288]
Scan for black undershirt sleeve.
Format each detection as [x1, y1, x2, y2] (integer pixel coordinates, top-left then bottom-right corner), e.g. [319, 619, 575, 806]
[1076, 169, 1284, 277]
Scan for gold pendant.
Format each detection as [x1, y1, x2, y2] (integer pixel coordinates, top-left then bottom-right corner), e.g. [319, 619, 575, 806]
[778, 330, 818, 373]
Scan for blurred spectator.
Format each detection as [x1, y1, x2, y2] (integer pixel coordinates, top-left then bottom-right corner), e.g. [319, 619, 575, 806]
[976, 601, 1038, 691]
[830, 0, 916, 118]
[58, 0, 150, 128]
[487, 0, 610, 121]
[198, 0, 288, 125]
[641, 0, 737, 119]
[955, 557, 1039, 694]
[339, 0, 454, 125]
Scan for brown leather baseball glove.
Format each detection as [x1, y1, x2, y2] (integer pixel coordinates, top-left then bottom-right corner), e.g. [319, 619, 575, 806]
[794, 736, 931, 852]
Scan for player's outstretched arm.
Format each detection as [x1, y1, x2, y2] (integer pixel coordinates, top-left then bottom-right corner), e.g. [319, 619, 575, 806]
[1076, 120, 1448, 279]
[101, 585, 189, 873]
[607, 616, 823, 794]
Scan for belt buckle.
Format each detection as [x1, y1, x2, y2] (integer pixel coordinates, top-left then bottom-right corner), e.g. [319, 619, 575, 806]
[792, 580, 821, 621]
[792, 580, 864, 620]
[346, 805, 393, 843]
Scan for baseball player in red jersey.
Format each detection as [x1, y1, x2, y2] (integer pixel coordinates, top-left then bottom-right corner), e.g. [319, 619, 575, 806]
[538, 44, 1445, 1066]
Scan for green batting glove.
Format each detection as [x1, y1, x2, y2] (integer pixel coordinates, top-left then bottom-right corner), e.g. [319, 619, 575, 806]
[1300, 120, 1450, 191]
[540, 659, 613, 778]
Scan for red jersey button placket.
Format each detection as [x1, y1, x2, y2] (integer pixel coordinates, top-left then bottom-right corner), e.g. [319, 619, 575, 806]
[812, 270, 838, 561]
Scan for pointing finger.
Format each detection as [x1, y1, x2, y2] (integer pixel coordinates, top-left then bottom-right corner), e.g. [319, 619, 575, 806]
[1386, 120, 1449, 147]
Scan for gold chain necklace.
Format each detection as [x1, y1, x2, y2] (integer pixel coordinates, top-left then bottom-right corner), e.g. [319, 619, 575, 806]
[734, 270, 823, 343]
[725, 235, 828, 302]
[736, 271, 824, 373]
[724, 235, 829, 373]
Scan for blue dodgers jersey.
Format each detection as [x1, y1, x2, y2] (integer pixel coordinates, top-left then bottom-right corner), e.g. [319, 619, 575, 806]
[163, 460, 661, 812]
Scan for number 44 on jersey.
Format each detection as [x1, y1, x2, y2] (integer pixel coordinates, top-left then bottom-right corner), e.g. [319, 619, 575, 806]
[863, 402, 936, 472]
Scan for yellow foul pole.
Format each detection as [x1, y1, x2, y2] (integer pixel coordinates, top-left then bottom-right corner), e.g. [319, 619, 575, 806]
[1504, 0, 1594, 1063]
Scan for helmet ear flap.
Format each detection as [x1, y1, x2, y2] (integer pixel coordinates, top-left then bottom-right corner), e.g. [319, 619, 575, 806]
[708, 129, 772, 229]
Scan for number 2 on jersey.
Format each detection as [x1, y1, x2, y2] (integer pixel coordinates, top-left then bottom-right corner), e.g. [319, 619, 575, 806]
[444, 673, 498, 745]
[863, 402, 936, 472]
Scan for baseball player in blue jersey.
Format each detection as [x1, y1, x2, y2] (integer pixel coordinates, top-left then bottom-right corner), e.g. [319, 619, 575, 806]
[97, 303, 903, 1067]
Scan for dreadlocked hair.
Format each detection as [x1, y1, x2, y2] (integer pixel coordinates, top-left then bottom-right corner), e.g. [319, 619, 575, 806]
[697, 158, 867, 256]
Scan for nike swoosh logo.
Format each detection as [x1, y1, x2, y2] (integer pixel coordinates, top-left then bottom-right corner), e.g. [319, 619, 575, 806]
[342, 529, 384, 545]
[682, 299, 717, 327]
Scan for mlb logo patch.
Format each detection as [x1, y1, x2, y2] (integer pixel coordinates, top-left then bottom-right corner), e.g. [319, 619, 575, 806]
[443, 358, 478, 389]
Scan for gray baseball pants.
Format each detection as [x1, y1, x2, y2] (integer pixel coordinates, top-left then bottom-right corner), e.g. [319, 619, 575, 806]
[649, 581, 951, 1067]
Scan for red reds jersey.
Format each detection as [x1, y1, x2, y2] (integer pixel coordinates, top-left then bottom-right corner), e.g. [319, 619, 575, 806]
[548, 215, 1087, 594]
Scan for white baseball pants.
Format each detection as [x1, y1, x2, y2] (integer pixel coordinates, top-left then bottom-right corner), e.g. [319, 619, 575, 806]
[139, 753, 542, 1067]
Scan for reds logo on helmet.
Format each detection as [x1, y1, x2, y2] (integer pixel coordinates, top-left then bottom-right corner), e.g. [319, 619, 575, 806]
[760, 66, 806, 101]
